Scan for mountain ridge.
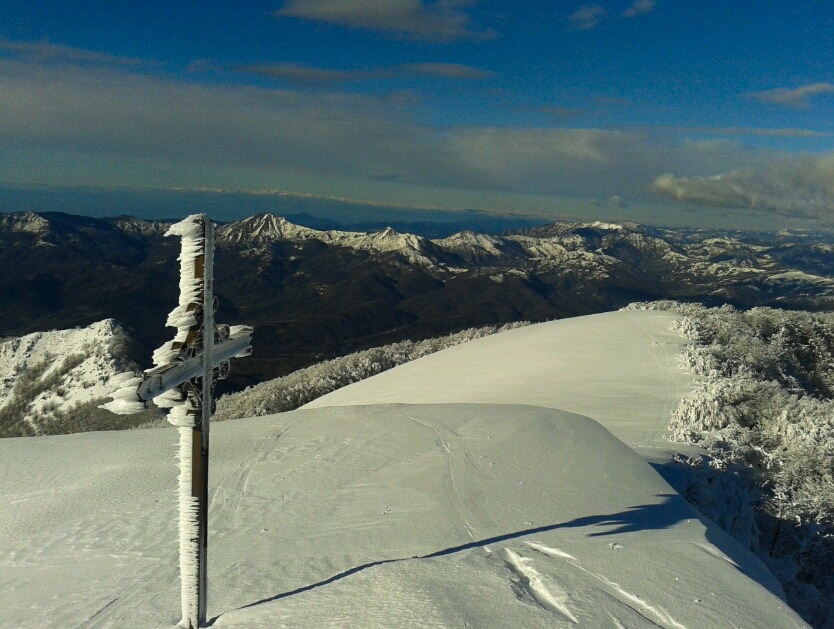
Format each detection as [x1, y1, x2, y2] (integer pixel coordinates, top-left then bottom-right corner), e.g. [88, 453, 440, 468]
[2, 210, 833, 393]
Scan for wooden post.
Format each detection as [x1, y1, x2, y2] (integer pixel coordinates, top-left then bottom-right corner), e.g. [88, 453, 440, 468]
[196, 218, 214, 627]
[184, 217, 213, 628]
[101, 213, 252, 629]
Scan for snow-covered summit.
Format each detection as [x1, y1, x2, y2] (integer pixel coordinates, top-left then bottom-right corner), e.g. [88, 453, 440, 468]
[334, 225, 437, 267]
[0, 210, 51, 236]
[0, 310, 809, 628]
[434, 230, 517, 263]
[0, 319, 135, 436]
[108, 216, 172, 237]
[217, 212, 326, 246]
[216, 213, 440, 267]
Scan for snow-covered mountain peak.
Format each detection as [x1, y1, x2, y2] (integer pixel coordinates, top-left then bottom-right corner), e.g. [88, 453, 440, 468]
[0, 319, 136, 436]
[433, 230, 514, 264]
[217, 213, 326, 245]
[587, 220, 625, 231]
[0, 210, 51, 236]
[302, 224, 435, 267]
[109, 216, 172, 237]
[438, 230, 501, 247]
[366, 225, 424, 247]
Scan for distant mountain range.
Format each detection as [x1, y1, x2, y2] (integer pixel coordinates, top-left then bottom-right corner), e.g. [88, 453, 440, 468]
[2, 210, 833, 392]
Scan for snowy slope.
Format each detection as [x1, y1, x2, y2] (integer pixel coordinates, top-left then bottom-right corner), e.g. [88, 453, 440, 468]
[306, 310, 698, 462]
[0, 319, 132, 435]
[0, 311, 809, 628]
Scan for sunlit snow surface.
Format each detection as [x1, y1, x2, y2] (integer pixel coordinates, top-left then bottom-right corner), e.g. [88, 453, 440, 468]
[0, 311, 808, 628]
[307, 310, 699, 463]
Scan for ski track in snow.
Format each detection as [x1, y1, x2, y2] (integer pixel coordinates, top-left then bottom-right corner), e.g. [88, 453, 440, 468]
[526, 541, 687, 629]
[214, 423, 295, 526]
[693, 542, 741, 570]
[609, 614, 628, 629]
[79, 553, 178, 629]
[407, 415, 479, 541]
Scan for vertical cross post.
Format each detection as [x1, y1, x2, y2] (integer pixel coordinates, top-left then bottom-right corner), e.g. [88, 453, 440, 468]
[195, 218, 213, 627]
[101, 213, 252, 629]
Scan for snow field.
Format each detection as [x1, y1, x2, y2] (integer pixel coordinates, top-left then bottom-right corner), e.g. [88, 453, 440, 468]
[0, 310, 810, 627]
[0, 404, 807, 628]
[305, 310, 702, 462]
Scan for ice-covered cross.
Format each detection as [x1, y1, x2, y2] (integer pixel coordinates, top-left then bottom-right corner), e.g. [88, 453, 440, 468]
[101, 214, 252, 629]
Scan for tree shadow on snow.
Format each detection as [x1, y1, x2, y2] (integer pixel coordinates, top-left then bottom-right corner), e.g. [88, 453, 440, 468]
[213, 495, 697, 623]
[649, 459, 788, 600]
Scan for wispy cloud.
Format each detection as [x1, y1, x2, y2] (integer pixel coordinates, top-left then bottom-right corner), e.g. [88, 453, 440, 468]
[633, 125, 831, 138]
[401, 62, 493, 80]
[537, 106, 582, 119]
[0, 58, 656, 200]
[234, 63, 382, 84]
[568, 5, 607, 30]
[274, 0, 495, 42]
[235, 61, 493, 84]
[747, 82, 834, 109]
[622, 0, 656, 18]
[0, 38, 146, 67]
[699, 126, 830, 138]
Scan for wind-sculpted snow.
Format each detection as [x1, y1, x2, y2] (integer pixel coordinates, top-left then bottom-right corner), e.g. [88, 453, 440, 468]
[0, 403, 808, 628]
[307, 306, 833, 626]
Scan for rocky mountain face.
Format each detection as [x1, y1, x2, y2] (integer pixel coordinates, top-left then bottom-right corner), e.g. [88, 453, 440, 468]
[2, 210, 833, 393]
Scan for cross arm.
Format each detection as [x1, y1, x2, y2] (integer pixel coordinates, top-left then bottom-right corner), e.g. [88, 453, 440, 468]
[102, 327, 252, 414]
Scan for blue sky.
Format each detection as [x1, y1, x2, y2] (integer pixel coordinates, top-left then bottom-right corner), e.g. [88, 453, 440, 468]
[1, 1, 833, 229]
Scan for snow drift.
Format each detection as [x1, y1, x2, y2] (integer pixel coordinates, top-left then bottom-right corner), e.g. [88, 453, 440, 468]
[0, 310, 810, 628]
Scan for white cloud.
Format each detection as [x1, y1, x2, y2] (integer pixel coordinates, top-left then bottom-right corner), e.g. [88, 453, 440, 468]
[694, 127, 830, 138]
[627, 125, 831, 138]
[622, 0, 656, 18]
[3, 55, 834, 224]
[652, 156, 834, 218]
[274, 0, 495, 42]
[747, 83, 834, 109]
[234, 63, 381, 84]
[568, 5, 607, 30]
[0, 60, 654, 198]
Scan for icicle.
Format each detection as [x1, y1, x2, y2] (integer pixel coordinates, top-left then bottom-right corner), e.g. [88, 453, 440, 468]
[167, 401, 198, 427]
[229, 325, 254, 357]
[155, 215, 207, 370]
[155, 388, 187, 409]
[99, 373, 146, 415]
[163, 215, 208, 628]
[176, 425, 200, 627]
